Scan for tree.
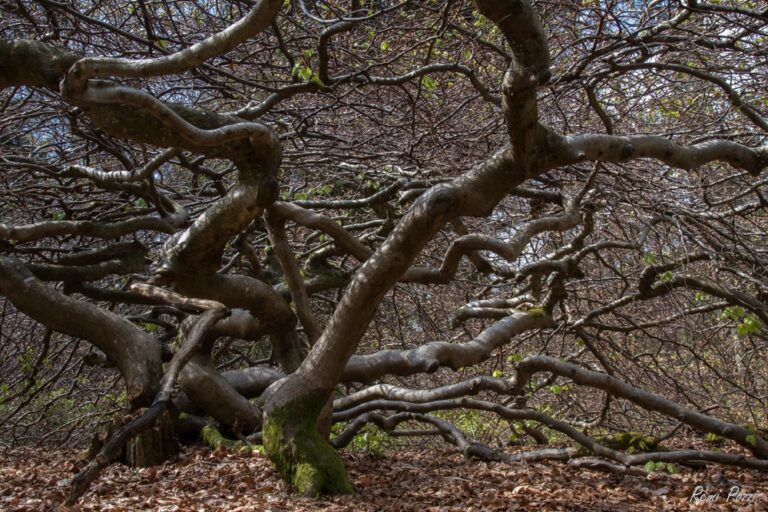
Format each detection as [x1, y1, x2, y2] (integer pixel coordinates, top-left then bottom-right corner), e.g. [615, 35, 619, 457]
[1, 0, 767, 501]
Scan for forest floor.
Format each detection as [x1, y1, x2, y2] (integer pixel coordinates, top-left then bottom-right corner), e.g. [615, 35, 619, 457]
[2, 445, 768, 511]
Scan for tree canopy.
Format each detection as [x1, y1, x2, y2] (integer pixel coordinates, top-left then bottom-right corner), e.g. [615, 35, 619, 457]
[1, 0, 767, 502]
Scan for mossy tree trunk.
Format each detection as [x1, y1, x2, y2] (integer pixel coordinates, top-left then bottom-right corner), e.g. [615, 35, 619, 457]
[263, 389, 353, 497]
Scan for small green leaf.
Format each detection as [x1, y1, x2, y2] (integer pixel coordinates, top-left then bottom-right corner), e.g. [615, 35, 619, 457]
[721, 306, 746, 321]
[292, 63, 314, 82]
[549, 384, 563, 394]
[141, 322, 158, 333]
[746, 434, 758, 447]
[643, 252, 656, 265]
[740, 314, 762, 336]
[422, 76, 437, 90]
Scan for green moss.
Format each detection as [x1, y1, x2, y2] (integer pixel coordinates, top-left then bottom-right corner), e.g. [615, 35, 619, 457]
[264, 392, 353, 496]
[201, 424, 242, 450]
[526, 306, 546, 317]
[201, 424, 264, 454]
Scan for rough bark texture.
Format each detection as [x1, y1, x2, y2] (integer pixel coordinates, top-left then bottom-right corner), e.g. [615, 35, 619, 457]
[125, 411, 178, 467]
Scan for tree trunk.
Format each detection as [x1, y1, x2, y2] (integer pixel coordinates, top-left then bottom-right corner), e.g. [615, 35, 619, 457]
[125, 410, 179, 467]
[263, 386, 353, 496]
[83, 409, 178, 468]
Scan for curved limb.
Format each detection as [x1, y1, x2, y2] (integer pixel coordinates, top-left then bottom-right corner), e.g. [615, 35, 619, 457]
[0, 256, 162, 407]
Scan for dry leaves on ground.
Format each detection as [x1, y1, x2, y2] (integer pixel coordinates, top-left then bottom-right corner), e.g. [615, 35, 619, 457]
[2, 446, 767, 511]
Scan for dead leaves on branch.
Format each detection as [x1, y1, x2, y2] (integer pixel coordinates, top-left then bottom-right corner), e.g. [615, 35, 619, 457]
[2, 446, 768, 511]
